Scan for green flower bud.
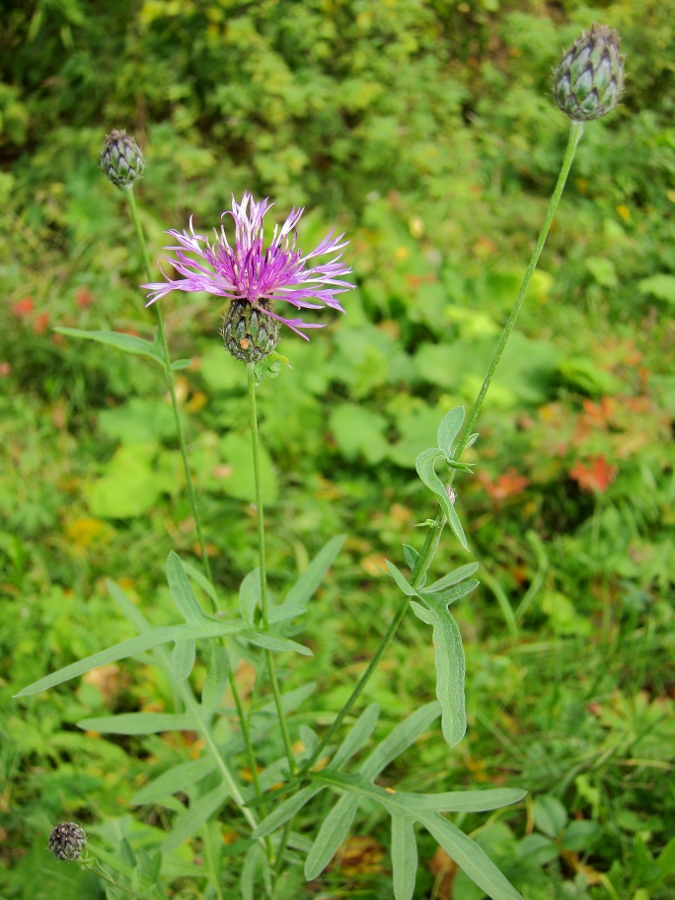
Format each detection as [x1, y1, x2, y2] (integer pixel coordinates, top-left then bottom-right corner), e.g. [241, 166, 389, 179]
[48, 822, 87, 861]
[100, 129, 145, 188]
[222, 299, 280, 362]
[552, 24, 625, 122]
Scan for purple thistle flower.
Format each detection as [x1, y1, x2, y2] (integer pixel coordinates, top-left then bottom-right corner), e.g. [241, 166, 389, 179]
[143, 193, 354, 339]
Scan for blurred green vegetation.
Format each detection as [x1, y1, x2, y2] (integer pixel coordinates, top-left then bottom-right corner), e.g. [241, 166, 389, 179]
[1, 0, 675, 897]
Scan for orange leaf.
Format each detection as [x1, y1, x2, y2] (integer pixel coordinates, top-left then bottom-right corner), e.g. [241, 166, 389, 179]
[569, 455, 617, 493]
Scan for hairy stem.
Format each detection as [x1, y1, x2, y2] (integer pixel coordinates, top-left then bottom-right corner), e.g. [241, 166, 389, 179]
[247, 363, 297, 774]
[125, 186, 212, 585]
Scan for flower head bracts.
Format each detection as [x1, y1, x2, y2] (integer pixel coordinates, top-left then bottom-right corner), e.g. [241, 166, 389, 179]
[143, 193, 354, 338]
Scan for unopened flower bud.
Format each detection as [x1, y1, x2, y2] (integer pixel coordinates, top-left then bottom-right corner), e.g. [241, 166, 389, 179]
[222, 299, 280, 362]
[100, 129, 145, 188]
[48, 822, 86, 860]
[552, 24, 625, 122]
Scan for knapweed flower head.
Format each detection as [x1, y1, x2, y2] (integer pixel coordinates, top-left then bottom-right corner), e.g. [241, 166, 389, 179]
[143, 193, 354, 361]
[100, 129, 145, 189]
[552, 24, 624, 122]
[48, 822, 87, 861]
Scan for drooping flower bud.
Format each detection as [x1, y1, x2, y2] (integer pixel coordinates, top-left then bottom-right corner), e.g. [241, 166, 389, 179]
[222, 299, 280, 362]
[48, 822, 87, 860]
[100, 129, 145, 189]
[552, 24, 625, 122]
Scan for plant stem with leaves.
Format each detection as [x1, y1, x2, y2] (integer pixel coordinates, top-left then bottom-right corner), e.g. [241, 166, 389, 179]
[294, 118, 585, 778]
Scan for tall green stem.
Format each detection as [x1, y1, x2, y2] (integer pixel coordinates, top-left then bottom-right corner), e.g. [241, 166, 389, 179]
[246, 363, 298, 774]
[298, 119, 584, 772]
[454, 120, 584, 459]
[125, 186, 212, 584]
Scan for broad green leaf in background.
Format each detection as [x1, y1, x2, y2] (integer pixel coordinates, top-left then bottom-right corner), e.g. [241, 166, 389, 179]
[638, 273, 675, 305]
[86, 444, 181, 518]
[97, 398, 177, 445]
[219, 432, 278, 503]
[198, 344, 247, 391]
[586, 256, 618, 288]
[387, 403, 451, 469]
[329, 403, 389, 463]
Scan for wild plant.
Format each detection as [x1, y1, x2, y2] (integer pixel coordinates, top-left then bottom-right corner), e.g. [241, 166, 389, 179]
[18, 24, 625, 900]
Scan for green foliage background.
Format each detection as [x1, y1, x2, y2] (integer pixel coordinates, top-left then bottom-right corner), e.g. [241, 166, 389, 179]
[1, 0, 675, 897]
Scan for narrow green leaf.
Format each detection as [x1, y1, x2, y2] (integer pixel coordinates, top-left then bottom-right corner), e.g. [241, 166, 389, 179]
[239, 569, 261, 626]
[202, 643, 229, 712]
[410, 601, 433, 625]
[425, 563, 479, 593]
[170, 358, 193, 370]
[243, 629, 312, 656]
[14, 620, 244, 697]
[386, 561, 417, 596]
[54, 327, 164, 362]
[172, 639, 196, 681]
[419, 579, 479, 610]
[162, 782, 231, 851]
[395, 788, 527, 813]
[268, 603, 305, 624]
[283, 535, 345, 608]
[240, 843, 263, 900]
[391, 814, 418, 900]
[331, 703, 380, 770]
[120, 836, 137, 868]
[167, 552, 206, 624]
[359, 702, 441, 780]
[181, 561, 219, 606]
[657, 836, 675, 880]
[77, 713, 195, 734]
[106, 579, 151, 635]
[304, 793, 361, 881]
[415, 604, 466, 748]
[437, 406, 465, 456]
[253, 785, 326, 839]
[299, 725, 319, 758]
[402, 544, 419, 570]
[415, 448, 468, 550]
[131, 757, 217, 805]
[310, 773, 526, 821]
[257, 682, 316, 718]
[421, 812, 524, 900]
